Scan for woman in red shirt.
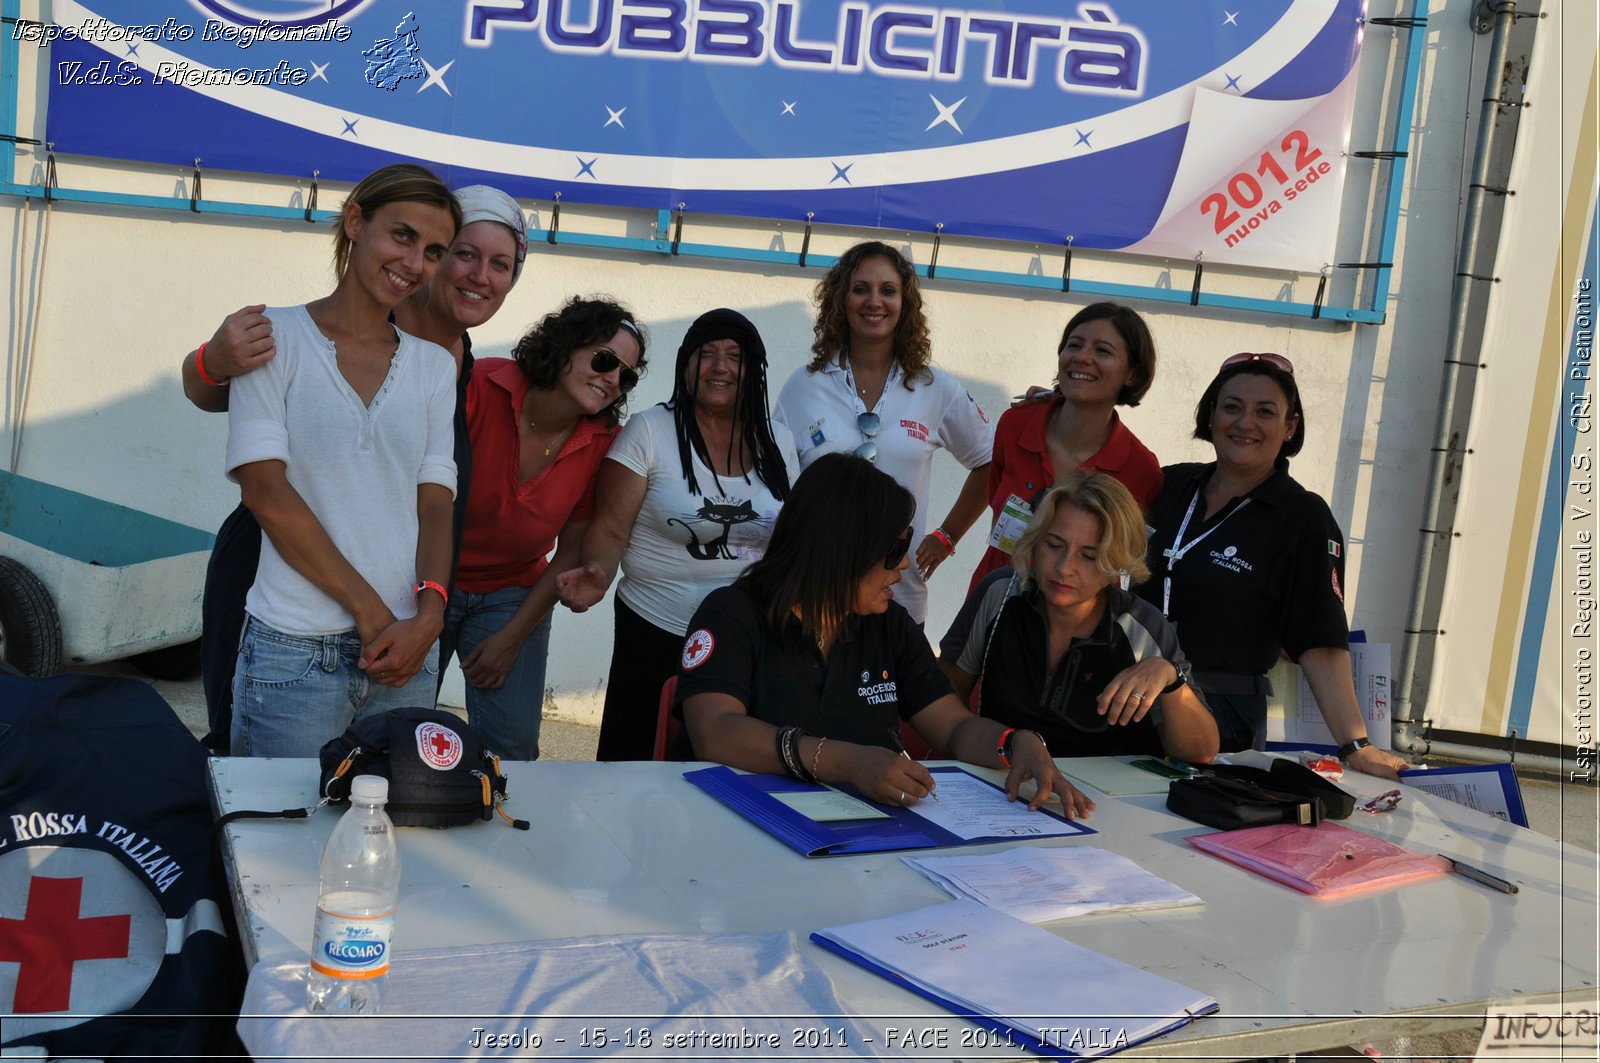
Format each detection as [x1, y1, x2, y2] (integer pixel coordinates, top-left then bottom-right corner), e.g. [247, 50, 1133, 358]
[442, 297, 647, 759]
[969, 302, 1162, 591]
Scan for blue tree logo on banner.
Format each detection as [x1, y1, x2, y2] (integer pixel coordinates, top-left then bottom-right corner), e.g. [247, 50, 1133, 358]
[363, 11, 424, 91]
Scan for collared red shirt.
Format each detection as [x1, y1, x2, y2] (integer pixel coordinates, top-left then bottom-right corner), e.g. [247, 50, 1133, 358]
[1137, 461, 1350, 675]
[674, 583, 953, 754]
[969, 397, 1162, 590]
[454, 357, 619, 592]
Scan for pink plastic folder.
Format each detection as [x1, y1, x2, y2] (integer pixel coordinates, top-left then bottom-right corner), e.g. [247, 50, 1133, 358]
[1187, 822, 1451, 898]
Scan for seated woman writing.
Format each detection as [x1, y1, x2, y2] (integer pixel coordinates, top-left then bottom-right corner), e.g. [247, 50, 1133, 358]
[939, 471, 1219, 763]
[677, 453, 1095, 817]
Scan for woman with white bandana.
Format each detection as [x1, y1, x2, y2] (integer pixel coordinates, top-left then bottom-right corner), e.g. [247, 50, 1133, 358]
[181, 184, 532, 753]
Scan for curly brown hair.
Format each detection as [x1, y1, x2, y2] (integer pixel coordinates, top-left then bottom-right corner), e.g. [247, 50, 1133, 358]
[808, 241, 932, 389]
[512, 296, 647, 426]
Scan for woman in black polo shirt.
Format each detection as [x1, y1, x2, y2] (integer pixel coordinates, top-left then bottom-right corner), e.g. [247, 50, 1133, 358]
[1138, 353, 1409, 778]
[941, 472, 1219, 763]
[677, 453, 1095, 817]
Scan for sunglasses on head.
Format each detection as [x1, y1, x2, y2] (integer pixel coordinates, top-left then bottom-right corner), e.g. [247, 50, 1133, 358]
[882, 528, 912, 569]
[855, 411, 880, 462]
[1220, 351, 1294, 375]
[591, 348, 639, 393]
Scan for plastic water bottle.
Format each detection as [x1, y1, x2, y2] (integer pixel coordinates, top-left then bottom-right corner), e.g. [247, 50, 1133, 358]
[306, 774, 400, 1012]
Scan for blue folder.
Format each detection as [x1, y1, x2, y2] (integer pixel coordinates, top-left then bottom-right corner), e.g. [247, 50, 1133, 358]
[683, 765, 1095, 857]
[808, 934, 1217, 1061]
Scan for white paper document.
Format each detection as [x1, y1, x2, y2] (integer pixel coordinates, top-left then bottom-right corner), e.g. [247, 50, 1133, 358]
[813, 899, 1217, 1058]
[773, 788, 891, 822]
[912, 770, 1084, 841]
[902, 846, 1202, 924]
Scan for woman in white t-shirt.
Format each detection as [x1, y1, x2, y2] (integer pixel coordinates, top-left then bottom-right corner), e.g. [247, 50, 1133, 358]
[557, 308, 799, 760]
[773, 241, 994, 627]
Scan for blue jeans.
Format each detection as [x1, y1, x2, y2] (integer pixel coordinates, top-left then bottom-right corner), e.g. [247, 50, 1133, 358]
[230, 616, 440, 758]
[437, 586, 553, 760]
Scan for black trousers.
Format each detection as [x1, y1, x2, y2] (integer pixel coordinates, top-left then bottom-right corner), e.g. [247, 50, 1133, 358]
[199, 504, 261, 755]
[1194, 670, 1273, 754]
[596, 598, 685, 762]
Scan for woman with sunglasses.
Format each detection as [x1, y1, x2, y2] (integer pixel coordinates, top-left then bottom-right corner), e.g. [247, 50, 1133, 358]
[436, 297, 645, 759]
[940, 472, 1218, 764]
[1138, 353, 1409, 778]
[774, 242, 994, 626]
[967, 302, 1163, 591]
[556, 309, 797, 761]
[678, 454, 1095, 816]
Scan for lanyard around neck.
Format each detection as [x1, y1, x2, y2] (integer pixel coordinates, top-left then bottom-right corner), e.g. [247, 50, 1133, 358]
[1160, 486, 1250, 617]
[843, 358, 898, 416]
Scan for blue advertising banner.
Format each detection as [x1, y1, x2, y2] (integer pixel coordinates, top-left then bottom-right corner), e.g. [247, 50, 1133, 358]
[37, 0, 1364, 271]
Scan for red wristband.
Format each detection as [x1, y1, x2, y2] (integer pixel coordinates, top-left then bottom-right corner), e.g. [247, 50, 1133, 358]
[194, 342, 226, 388]
[997, 727, 1018, 767]
[414, 580, 448, 605]
[929, 528, 955, 556]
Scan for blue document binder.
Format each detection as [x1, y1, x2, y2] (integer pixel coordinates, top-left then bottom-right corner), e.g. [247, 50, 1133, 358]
[683, 765, 1095, 857]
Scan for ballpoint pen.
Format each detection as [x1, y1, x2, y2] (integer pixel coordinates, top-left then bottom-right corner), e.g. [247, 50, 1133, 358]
[888, 727, 939, 802]
[1440, 855, 1519, 895]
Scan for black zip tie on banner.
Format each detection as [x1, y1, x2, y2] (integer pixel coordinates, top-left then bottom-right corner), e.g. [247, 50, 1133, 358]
[1061, 236, 1074, 293]
[43, 147, 57, 202]
[1455, 272, 1500, 283]
[547, 192, 561, 245]
[1190, 253, 1204, 306]
[1311, 265, 1330, 319]
[928, 223, 943, 278]
[1507, 729, 1518, 766]
[1367, 16, 1427, 28]
[671, 202, 685, 255]
[1351, 150, 1408, 160]
[1470, 182, 1514, 196]
[1337, 261, 1393, 270]
[799, 212, 814, 268]
[0, 133, 41, 145]
[304, 170, 319, 223]
[190, 157, 203, 213]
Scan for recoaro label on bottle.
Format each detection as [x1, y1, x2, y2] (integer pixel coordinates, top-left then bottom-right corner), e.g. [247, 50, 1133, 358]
[309, 908, 394, 979]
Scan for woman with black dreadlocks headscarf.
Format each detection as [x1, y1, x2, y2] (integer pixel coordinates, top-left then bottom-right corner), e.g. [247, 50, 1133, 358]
[557, 308, 799, 760]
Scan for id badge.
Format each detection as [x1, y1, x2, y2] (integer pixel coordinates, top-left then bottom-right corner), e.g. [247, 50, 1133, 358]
[986, 494, 1033, 555]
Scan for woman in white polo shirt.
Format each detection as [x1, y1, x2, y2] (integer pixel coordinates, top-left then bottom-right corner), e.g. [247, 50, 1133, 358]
[774, 241, 994, 626]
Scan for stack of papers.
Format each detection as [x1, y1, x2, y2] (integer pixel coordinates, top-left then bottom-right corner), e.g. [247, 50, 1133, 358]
[812, 899, 1218, 1059]
[1188, 822, 1451, 898]
[903, 846, 1203, 924]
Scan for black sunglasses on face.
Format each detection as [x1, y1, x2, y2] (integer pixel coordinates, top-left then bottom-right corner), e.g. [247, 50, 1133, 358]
[882, 529, 912, 569]
[591, 349, 639, 393]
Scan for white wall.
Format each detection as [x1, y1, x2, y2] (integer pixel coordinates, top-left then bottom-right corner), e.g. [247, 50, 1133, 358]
[5, 0, 1577, 736]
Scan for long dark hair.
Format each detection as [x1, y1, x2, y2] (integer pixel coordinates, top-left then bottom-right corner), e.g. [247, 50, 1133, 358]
[669, 308, 789, 500]
[512, 296, 647, 426]
[738, 453, 914, 647]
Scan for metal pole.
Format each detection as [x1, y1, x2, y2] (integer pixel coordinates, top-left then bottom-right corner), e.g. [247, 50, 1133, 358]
[1393, 0, 1520, 755]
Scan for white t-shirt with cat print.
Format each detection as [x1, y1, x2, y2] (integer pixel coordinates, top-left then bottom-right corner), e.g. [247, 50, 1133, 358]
[608, 403, 800, 635]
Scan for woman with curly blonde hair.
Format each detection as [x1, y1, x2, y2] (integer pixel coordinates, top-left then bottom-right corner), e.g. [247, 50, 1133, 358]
[774, 241, 994, 626]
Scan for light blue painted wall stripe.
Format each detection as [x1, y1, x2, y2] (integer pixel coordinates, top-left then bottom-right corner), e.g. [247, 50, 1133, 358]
[1507, 205, 1598, 737]
[0, 471, 215, 566]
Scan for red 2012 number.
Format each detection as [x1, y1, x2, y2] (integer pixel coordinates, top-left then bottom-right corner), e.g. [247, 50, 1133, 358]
[1201, 129, 1325, 234]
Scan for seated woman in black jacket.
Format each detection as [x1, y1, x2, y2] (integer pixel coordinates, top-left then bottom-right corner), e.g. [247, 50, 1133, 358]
[677, 453, 1094, 817]
[939, 470, 1218, 763]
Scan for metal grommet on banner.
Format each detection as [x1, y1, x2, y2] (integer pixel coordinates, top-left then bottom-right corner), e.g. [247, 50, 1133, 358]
[1189, 252, 1204, 307]
[190, 157, 204, 213]
[799, 211, 814, 268]
[1311, 264, 1329, 319]
[305, 170, 319, 224]
[928, 223, 943, 279]
[1061, 235, 1074, 293]
[671, 202, 685, 256]
[547, 191, 561, 245]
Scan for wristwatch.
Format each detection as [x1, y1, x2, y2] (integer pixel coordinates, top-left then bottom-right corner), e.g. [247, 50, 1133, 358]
[1336, 737, 1372, 762]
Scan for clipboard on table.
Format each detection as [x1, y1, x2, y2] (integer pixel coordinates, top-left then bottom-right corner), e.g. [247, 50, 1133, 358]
[684, 765, 1095, 858]
[810, 899, 1218, 1060]
[1398, 762, 1529, 827]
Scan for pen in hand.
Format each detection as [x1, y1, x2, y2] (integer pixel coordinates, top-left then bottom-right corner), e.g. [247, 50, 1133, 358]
[888, 727, 939, 802]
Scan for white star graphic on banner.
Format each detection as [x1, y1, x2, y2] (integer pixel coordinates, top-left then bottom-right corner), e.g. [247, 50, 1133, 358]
[605, 106, 626, 128]
[419, 58, 454, 96]
[1224, 10, 1239, 25]
[309, 60, 330, 83]
[925, 94, 966, 134]
[781, 100, 797, 116]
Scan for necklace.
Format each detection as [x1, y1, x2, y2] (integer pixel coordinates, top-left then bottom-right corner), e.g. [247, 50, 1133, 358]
[526, 418, 566, 458]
